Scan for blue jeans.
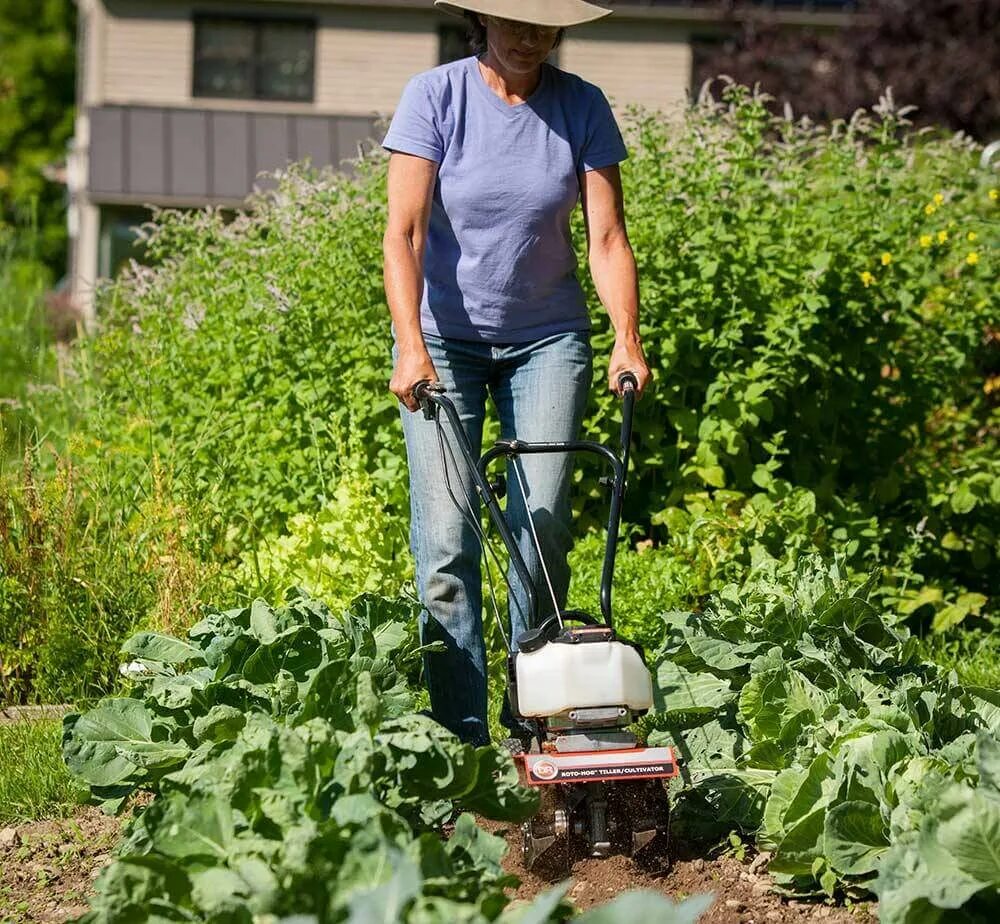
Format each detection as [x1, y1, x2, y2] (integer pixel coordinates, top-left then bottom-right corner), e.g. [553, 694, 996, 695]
[396, 330, 593, 745]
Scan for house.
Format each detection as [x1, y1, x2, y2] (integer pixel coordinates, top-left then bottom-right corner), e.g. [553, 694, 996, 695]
[68, 0, 861, 322]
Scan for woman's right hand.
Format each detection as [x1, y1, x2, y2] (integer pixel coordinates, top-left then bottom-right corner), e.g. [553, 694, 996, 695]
[390, 346, 439, 412]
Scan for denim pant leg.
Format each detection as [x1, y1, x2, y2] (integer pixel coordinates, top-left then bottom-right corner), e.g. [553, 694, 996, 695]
[397, 335, 492, 746]
[491, 332, 593, 732]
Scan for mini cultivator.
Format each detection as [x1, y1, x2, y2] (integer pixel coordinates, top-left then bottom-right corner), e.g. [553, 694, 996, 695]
[414, 373, 677, 873]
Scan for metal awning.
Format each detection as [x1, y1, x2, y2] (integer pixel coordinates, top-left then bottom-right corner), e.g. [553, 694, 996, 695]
[87, 105, 382, 207]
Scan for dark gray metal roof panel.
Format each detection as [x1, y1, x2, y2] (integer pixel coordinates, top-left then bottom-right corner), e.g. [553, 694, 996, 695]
[212, 111, 252, 200]
[86, 105, 379, 206]
[90, 107, 126, 197]
[336, 116, 379, 166]
[169, 110, 210, 198]
[252, 113, 293, 192]
[128, 107, 167, 196]
[294, 116, 336, 171]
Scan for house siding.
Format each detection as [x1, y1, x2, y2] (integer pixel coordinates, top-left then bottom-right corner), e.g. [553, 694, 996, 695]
[100, 1, 441, 115]
[103, 1, 192, 106]
[98, 2, 696, 117]
[561, 21, 693, 116]
[316, 8, 437, 114]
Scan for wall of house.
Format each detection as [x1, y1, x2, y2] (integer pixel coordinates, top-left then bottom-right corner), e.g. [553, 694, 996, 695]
[99, 1, 439, 116]
[96, 1, 693, 117]
[561, 21, 692, 116]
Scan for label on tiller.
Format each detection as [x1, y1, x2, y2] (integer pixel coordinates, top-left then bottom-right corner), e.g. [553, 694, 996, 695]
[520, 747, 678, 786]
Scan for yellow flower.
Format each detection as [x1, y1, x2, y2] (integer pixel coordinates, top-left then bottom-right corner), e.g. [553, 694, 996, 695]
[990, 189, 999, 201]
[967, 231, 978, 242]
[967, 252, 979, 266]
[937, 230, 949, 244]
[934, 192, 945, 205]
[919, 234, 933, 248]
[881, 252, 893, 266]
[860, 270, 876, 287]
[925, 204, 937, 216]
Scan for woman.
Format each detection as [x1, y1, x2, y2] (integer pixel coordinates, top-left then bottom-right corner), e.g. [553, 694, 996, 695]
[382, 0, 650, 747]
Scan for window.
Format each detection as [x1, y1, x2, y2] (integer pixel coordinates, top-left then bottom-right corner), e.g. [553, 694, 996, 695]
[98, 207, 152, 279]
[193, 17, 315, 102]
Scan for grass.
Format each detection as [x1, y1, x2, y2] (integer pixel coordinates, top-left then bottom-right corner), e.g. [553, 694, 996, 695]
[921, 624, 1000, 691]
[0, 719, 87, 825]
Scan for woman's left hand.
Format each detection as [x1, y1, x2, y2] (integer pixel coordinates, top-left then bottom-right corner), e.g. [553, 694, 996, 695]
[608, 336, 651, 397]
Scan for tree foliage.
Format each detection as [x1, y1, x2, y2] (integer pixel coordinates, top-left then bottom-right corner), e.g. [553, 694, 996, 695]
[693, 0, 1000, 141]
[0, 0, 76, 274]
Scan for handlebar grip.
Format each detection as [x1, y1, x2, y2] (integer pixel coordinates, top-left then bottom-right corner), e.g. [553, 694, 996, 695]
[618, 372, 638, 394]
[412, 379, 444, 402]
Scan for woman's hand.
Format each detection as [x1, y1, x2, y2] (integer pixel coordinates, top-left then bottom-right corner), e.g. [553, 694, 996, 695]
[391, 346, 439, 412]
[608, 335, 651, 397]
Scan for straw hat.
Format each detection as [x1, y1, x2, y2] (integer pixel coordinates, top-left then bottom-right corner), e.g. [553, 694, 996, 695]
[434, 0, 613, 28]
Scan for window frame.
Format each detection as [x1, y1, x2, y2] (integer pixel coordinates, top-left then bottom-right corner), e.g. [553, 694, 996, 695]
[192, 13, 317, 103]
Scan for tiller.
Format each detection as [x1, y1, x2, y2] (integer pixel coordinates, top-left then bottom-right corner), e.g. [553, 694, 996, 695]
[414, 372, 677, 873]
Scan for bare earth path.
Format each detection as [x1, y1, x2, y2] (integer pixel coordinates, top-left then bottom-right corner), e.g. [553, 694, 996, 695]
[0, 808, 118, 923]
[1, 811, 876, 923]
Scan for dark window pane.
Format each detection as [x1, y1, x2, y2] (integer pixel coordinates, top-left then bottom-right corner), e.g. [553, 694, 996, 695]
[194, 20, 254, 98]
[194, 18, 315, 102]
[258, 22, 315, 101]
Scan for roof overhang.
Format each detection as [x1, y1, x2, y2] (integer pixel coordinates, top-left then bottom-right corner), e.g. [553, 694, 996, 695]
[132, 0, 874, 29]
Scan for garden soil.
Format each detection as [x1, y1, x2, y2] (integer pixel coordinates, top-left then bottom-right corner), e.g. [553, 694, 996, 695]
[0, 808, 876, 923]
[0, 808, 118, 923]
[483, 818, 877, 923]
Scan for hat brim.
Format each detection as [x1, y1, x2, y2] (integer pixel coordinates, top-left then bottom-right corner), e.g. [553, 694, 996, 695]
[434, 0, 612, 28]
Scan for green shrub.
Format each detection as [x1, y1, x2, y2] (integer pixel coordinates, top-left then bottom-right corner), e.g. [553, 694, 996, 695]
[0, 222, 63, 459]
[71, 83, 995, 617]
[6, 83, 993, 705]
[0, 448, 219, 705]
[240, 457, 413, 610]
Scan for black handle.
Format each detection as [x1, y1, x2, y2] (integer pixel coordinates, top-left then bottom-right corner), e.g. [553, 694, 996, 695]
[413, 379, 445, 419]
[600, 373, 638, 628]
[618, 371, 638, 394]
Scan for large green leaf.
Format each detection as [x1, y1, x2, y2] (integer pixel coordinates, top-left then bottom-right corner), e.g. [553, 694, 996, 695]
[654, 659, 736, 715]
[63, 698, 157, 786]
[768, 806, 827, 876]
[935, 788, 1000, 885]
[875, 828, 987, 922]
[684, 635, 755, 672]
[121, 632, 207, 665]
[242, 626, 325, 684]
[458, 747, 539, 822]
[189, 859, 280, 916]
[345, 851, 421, 924]
[824, 800, 890, 875]
[977, 731, 1000, 796]
[151, 789, 241, 861]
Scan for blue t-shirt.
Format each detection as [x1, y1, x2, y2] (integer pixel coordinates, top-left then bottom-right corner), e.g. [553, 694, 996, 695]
[382, 55, 628, 343]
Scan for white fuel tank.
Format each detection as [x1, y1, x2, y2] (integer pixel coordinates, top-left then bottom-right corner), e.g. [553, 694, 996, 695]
[515, 640, 654, 717]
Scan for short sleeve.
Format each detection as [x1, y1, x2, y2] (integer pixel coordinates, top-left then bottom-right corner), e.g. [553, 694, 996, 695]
[382, 76, 444, 164]
[579, 88, 628, 172]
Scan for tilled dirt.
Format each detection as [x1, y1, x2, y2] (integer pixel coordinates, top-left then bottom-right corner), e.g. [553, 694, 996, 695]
[1, 809, 876, 923]
[0, 808, 120, 923]
[484, 819, 877, 923]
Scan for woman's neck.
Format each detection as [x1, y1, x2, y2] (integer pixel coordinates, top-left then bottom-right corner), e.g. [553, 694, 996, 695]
[477, 52, 542, 105]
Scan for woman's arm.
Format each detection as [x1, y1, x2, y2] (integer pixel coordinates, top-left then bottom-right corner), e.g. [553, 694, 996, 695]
[383, 152, 441, 411]
[580, 164, 651, 396]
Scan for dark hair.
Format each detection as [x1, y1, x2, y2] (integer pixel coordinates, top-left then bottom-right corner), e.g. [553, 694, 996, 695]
[462, 11, 565, 56]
